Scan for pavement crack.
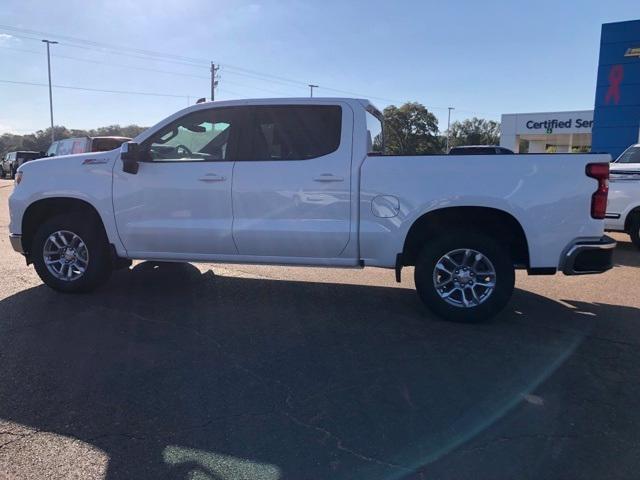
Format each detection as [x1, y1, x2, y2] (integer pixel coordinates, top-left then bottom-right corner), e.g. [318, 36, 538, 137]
[284, 411, 410, 472]
[0, 429, 41, 451]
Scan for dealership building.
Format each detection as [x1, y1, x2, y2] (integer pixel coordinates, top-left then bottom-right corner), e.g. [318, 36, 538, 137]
[500, 110, 593, 153]
[500, 19, 640, 157]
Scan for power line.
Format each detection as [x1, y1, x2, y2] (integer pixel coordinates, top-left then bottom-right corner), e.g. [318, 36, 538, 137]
[0, 25, 502, 116]
[0, 45, 301, 97]
[0, 25, 405, 105]
[0, 79, 195, 99]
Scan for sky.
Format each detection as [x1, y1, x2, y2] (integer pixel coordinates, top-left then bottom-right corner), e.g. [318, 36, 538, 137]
[0, 0, 638, 134]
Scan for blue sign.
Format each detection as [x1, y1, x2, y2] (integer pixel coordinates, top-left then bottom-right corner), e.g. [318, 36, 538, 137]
[591, 19, 640, 159]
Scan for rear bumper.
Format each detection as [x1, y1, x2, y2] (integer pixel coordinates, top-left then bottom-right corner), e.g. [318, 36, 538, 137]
[562, 235, 616, 275]
[9, 234, 24, 254]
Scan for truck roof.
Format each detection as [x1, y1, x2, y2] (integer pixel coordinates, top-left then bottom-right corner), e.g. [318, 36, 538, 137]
[134, 97, 379, 144]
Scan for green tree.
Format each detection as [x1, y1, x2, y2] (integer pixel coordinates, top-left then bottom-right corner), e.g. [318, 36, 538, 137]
[449, 117, 500, 148]
[382, 102, 442, 154]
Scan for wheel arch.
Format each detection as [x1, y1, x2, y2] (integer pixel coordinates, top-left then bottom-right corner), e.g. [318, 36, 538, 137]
[21, 197, 110, 257]
[401, 206, 530, 268]
[624, 205, 640, 231]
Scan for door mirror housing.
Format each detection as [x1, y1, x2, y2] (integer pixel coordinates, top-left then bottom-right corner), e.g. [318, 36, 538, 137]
[121, 141, 140, 174]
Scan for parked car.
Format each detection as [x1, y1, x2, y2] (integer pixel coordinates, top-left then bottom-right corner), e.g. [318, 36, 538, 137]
[605, 143, 640, 248]
[1, 150, 42, 179]
[45, 136, 131, 157]
[448, 145, 514, 155]
[9, 98, 614, 323]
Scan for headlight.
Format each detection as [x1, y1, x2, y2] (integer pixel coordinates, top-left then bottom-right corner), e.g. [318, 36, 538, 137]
[14, 171, 23, 185]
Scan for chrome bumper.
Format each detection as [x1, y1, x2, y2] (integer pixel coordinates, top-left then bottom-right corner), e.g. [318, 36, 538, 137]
[562, 235, 616, 275]
[9, 234, 24, 254]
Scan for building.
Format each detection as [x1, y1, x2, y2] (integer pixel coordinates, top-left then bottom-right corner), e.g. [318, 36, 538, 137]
[500, 110, 593, 153]
[501, 19, 639, 157]
[592, 19, 640, 158]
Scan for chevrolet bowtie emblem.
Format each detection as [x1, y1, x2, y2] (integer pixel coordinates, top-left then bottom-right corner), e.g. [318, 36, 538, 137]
[624, 46, 640, 57]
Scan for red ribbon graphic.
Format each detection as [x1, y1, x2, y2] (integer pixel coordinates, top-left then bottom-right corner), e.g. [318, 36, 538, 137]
[604, 64, 624, 105]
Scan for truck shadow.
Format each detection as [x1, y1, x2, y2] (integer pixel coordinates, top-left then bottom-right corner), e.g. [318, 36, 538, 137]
[613, 237, 640, 267]
[0, 262, 638, 480]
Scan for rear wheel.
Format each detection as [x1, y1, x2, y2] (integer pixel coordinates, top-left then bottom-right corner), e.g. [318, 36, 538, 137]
[9, 165, 16, 179]
[32, 213, 112, 293]
[414, 231, 515, 323]
[629, 214, 640, 250]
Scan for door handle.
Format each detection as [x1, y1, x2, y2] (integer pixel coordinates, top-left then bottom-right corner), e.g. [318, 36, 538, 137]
[198, 173, 226, 182]
[313, 173, 344, 183]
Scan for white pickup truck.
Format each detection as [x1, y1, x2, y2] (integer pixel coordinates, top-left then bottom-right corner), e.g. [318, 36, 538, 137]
[605, 144, 640, 248]
[8, 98, 615, 322]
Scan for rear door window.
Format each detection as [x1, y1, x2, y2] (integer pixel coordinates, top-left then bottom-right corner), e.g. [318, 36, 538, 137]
[244, 105, 342, 161]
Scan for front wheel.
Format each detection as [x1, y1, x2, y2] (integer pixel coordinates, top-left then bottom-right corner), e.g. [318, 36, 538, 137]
[32, 213, 112, 293]
[414, 231, 515, 323]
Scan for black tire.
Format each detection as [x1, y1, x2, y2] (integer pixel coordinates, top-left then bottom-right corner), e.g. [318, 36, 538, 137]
[10, 165, 16, 180]
[414, 231, 515, 323]
[32, 213, 112, 293]
[629, 214, 640, 250]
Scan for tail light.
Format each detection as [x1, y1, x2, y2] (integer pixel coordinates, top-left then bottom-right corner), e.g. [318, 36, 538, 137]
[586, 163, 609, 219]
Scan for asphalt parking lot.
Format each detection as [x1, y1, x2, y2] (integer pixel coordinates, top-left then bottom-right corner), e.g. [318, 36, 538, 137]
[1, 178, 639, 480]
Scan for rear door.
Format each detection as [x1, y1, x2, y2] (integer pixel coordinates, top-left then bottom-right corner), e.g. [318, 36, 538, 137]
[232, 103, 353, 258]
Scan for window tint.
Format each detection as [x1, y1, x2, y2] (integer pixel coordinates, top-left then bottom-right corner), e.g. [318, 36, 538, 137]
[145, 108, 240, 162]
[16, 152, 40, 161]
[246, 106, 341, 161]
[91, 138, 129, 152]
[616, 146, 640, 164]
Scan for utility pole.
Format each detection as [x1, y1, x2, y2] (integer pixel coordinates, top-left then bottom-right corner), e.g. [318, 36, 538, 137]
[210, 63, 219, 101]
[308, 84, 318, 98]
[446, 106, 455, 152]
[42, 39, 58, 145]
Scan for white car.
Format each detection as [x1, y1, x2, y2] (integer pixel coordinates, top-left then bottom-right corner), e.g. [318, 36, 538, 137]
[605, 144, 640, 248]
[8, 98, 615, 322]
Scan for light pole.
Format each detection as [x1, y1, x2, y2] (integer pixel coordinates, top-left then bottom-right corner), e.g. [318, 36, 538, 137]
[446, 106, 454, 152]
[308, 84, 318, 98]
[42, 39, 58, 145]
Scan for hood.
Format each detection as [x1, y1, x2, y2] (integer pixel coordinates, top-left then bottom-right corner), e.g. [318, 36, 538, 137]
[19, 150, 114, 170]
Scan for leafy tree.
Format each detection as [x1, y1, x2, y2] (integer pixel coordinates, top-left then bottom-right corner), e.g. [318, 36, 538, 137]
[449, 117, 500, 148]
[382, 102, 443, 154]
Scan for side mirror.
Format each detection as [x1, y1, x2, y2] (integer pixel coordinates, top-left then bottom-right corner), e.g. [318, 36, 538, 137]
[121, 141, 140, 174]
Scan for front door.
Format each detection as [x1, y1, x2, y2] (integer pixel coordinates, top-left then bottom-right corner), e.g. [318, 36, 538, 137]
[232, 103, 352, 258]
[113, 107, 243, 258]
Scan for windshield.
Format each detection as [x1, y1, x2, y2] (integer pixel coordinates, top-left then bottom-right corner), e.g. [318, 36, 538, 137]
[615, 145, 640, 163]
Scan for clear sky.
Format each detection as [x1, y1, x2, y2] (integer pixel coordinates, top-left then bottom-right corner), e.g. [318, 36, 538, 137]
[0, 0, 638, 134]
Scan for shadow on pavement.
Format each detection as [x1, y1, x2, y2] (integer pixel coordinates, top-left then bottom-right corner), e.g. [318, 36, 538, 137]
[613, 237, 640, 268]
[0, 262, 639, 480]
